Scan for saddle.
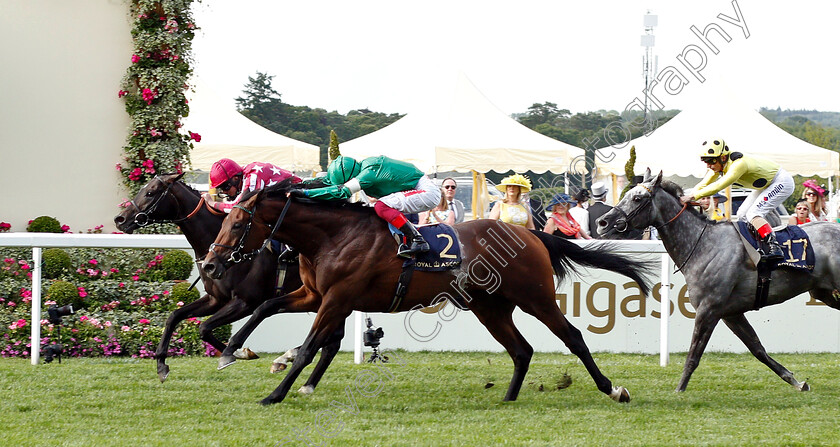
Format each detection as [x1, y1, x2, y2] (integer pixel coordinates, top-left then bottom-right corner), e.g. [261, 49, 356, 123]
[734, 222, 814, 309]
[387, 223, 465, 312]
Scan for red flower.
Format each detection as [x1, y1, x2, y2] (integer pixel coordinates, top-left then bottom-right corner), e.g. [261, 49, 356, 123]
[118, 90, 128, 98]
[189, 132, 201, 142]
[131, 54, 140, 63]
[139, 318, 150, 325]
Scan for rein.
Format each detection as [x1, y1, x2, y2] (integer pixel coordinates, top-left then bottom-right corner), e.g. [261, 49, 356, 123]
[210, 197, 293, 265]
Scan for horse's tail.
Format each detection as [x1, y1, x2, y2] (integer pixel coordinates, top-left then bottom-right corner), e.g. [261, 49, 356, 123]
[530, 230, 656, 296]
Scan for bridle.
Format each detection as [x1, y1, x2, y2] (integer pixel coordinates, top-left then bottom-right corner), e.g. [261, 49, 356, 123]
[607, 182, 706, 272]
[607, 183, 694, 233]
[130, 177, 207, 227]
[208, 197, 293, 266]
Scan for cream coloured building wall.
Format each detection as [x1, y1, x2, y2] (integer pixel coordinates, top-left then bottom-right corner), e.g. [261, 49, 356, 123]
[0, 0, 132, 233]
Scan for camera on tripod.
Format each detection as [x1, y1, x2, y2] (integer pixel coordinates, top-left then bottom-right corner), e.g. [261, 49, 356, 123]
[43, 344, 63, 363]
[47, 303, 76, 325]
[363, 317, 384, 348]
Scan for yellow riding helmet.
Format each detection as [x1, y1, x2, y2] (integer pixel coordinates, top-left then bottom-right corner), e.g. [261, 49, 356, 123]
[700, 138, 730, 158]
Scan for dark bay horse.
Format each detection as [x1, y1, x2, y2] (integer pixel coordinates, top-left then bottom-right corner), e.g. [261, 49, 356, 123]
[114, 174, 342, 389]
[597, 168, 840, 392]
[202, 180, 655, 405]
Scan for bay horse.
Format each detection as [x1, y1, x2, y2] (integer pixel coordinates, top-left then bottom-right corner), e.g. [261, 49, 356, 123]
[596, 168, 840, 392]
[202, 180, 655, 405]
[114, 173, 343, 390]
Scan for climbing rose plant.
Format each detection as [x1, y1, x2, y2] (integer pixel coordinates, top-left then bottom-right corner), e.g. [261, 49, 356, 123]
[118, 0, 201, 195]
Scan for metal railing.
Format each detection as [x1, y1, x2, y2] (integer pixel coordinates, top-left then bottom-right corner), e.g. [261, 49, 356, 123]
[0, 234, 673, 366]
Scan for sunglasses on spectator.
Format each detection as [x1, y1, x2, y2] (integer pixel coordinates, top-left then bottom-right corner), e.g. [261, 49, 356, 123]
[805, 192, 817, 196]
[796, 207, 809, 211]
[443, 185, 457, 190]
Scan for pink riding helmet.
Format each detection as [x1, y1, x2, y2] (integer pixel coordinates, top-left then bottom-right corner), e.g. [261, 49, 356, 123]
[209, 158, 244, 188]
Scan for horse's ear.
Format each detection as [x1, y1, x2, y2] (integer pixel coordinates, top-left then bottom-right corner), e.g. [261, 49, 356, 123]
[643, 167, 653, 182]
[653, 170, 664, 186]
[174, 172, 185, 182]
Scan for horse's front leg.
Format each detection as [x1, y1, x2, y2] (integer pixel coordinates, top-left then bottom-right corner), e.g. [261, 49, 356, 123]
[155, 294, 225, 382]
[198, 298, 254, 357]
[723, 314, 810, 391]
[219, 286, 314, 370]
[260, 307, 351, 405]
[677, 306, 720, 392]
[299, 325, 346, 394]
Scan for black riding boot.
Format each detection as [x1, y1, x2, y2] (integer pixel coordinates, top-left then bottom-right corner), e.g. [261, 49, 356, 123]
[759, 232, 784, 264]
[397, 222, 429, 257]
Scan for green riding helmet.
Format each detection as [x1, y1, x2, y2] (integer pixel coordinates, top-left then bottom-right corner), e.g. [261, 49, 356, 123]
[327, 156, 361, 185]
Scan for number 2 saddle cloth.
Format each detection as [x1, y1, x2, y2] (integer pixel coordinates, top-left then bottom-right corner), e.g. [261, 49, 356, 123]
[735, 221, 815, 271]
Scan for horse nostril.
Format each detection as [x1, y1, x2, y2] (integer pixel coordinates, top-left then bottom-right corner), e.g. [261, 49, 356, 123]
[114, 216, 124, 225]
[202, 263, 215, 274]
[598, 219, 607, 227]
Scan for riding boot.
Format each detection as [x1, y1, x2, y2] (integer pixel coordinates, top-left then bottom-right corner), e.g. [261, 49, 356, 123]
[397, 222, 429, 257]
[759, 232, 784, 264]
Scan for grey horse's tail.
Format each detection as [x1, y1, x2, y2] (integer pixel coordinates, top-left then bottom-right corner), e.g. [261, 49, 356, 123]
[530, 230, 656, 296]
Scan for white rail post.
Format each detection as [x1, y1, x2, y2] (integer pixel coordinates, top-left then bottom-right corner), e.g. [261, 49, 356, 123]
[659, 252, 670, 366]
[353, 311, 363, 364]
[30, 247, 42, 365]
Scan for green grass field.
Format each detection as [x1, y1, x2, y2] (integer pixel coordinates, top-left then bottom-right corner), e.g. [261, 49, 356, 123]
[1, 351, 838, 446]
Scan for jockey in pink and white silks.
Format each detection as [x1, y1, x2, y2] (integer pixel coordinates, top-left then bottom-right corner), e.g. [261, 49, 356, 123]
[292, 155, 441, 257]
[681, 138, 795, 264]
[203, 158, 302, 213]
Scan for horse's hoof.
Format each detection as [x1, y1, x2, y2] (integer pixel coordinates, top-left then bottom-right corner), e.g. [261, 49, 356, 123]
[233, 347, 260, 360]
[298, 385, 315, 395]
[798, 381, 811, 392]
[270, 362, 287, 373]
[217, 356, 236, 370]
[610, 386, 631, 403]
[259, 397, 275, 406]
[157, 364, 170, 383]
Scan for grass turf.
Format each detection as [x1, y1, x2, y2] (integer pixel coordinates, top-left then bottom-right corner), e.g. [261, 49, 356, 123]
[1, 351, 838, 446]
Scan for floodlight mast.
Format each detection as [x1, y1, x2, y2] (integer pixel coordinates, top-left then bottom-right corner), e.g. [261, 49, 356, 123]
[641, 11, 658, 133]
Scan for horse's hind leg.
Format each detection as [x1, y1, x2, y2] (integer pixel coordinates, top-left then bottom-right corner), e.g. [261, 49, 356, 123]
[299, 325, 346, 394]
[723, 314, 810, 391]
[470, 298, 533, 401]
[155, 294, 225, 382]
[518, 299, 628, 402]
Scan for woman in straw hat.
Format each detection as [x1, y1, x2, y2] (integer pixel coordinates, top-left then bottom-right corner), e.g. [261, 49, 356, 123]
[488, 174, 535, 230]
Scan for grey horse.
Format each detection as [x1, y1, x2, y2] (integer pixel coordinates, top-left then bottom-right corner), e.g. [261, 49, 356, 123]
[596, 168, 840, 392]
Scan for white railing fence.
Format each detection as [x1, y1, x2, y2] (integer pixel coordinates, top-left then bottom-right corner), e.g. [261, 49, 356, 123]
[0, 234, 671, 366]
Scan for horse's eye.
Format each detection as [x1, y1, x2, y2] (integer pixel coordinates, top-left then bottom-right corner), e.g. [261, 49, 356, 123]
[145, 191, 154, 197]
[633, 195, 642, 202]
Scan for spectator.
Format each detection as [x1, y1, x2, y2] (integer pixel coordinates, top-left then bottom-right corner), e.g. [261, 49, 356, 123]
[569, 188, 591, 238]
[543, 193, 591, 239]
[441, 177, 466, 223]
[526, 192, 547, 231]
[789, 199, 811, 226]
[420, 189, 455, 225]
[801, 179, 828, 222]
[488, 174, 535, 229]
[698, 193, 728, 221]
[587, 182, 612, 238]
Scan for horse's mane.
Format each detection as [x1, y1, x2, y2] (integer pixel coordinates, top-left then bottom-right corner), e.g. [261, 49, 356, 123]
[657, 180, 723, 223]
[251, 178, 375, 214]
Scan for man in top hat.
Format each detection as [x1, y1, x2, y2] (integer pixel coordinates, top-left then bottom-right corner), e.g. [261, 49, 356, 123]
[587, 182, 612, 239]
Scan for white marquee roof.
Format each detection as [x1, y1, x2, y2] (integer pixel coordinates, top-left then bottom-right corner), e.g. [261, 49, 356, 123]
[597, 80, 839, 178]
[183, 77, 321, 173]
[340, 73, 584, 174]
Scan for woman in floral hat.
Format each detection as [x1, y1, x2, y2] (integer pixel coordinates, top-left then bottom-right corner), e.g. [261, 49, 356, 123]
[488, 174, 535, 229]
[543, 193, 591, 239]
[801, 179, 828, 222]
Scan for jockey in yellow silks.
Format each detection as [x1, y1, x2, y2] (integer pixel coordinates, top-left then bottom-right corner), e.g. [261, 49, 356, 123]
[681, 138, 795, 264]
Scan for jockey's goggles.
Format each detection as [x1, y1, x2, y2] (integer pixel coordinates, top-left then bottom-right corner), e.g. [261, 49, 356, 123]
[701, 156, 720, 165]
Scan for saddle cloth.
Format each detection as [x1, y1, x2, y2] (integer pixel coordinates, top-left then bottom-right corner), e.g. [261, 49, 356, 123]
[735, 222, 815, 271]
[388, 223, 461, 271]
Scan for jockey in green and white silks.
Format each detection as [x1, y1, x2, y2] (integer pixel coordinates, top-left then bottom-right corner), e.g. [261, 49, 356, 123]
[298, 155, 441, 257]
[682, 138, 795, 264]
